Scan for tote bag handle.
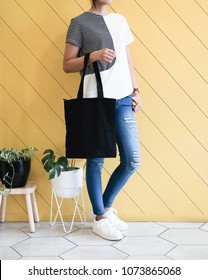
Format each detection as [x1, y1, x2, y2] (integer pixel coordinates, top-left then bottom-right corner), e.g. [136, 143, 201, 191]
[77, 53, 104, 99]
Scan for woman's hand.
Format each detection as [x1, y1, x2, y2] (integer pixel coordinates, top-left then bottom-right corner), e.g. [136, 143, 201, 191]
[132, 93, 142, 112]
[90, 48, 116, 63]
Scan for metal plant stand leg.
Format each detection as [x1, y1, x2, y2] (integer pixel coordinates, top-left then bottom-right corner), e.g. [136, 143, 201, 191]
[50, 187, 86, 233]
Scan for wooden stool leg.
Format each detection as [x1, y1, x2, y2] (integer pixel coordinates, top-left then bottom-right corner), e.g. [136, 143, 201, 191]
[25, 193, 35, 233]
[0, 195, 7, 222]
[31, 192, 39, 222]
[0, 194, 2, 221]
[0, 194, 2, 210]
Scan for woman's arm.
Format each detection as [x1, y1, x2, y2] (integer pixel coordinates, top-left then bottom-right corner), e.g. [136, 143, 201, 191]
[63, 43, 116, 73]
[63, 43, 86, 73]
[126, 45, 142, 112]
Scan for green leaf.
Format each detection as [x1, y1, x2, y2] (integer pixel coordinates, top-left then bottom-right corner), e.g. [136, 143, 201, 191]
[43, 160, 53, 173]
[57, 157, 68, 170]
[54, 163, 61, 176]
[41, 154, 51, 165]
[43, 149, 54, 156]
[49, 168, 56, 180]
[42, 150, 56, 173]
[49, 164, 61, 180]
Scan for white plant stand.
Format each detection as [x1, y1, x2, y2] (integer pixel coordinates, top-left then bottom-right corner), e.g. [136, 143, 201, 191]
[49, 167, 86, 233]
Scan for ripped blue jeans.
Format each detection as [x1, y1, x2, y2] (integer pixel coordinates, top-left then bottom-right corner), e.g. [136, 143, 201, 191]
[85, 93, 141, 215]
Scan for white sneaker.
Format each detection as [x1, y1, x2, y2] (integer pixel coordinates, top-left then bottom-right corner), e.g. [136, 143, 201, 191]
[89, 207, 128, 231]
[105, 208, 128, 230]
[88, 209, 96, 220]
[92, 217, 123, 241]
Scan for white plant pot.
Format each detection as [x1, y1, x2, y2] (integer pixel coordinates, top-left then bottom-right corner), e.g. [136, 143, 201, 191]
[50, 167, 83, 198]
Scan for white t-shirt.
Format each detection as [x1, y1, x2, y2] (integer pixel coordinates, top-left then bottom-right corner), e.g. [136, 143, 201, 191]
[66, 12, 135, 99]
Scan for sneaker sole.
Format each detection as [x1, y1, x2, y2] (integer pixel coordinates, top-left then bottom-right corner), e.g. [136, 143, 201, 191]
[117, 225, 128, 231]
[92, 228, 123, 241]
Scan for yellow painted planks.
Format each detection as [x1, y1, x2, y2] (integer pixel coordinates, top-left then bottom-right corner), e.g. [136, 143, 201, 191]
[166, 0, 208, 47]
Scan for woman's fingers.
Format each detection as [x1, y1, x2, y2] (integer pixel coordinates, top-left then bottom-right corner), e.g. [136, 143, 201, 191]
[92, 48, 116, 63]
[132, 97, 142, 112]
[102, 48, 116, 62]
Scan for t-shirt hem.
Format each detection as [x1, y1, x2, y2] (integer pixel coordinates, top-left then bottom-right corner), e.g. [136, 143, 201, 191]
[125, 38, 135, 46]
[65, 39, 81, 48]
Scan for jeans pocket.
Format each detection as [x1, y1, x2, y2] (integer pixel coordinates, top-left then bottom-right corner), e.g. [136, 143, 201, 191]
[121, 95, 134, 107]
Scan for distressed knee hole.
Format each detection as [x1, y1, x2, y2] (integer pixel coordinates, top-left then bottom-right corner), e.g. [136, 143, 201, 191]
[87, 160, 104, 173]
[124, 117, 136, 124]
[124, 117, 139, 138]
[97, 163, 103, 172]
[130, 151, 141, 170]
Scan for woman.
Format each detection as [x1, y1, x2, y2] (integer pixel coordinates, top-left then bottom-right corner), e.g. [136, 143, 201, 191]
[63, 0, 142, 241]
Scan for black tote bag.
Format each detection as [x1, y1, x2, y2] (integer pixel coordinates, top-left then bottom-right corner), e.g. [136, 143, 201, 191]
[64, 53, 117, 159]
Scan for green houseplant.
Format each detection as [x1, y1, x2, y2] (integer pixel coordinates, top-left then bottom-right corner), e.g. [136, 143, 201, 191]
[0, 147, 38, 195]
[42, 149, 86, 233]
[41, 149, 84, 198]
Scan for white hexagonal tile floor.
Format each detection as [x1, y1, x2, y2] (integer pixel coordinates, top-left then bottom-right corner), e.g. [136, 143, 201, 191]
[19, 256, 63, 260]
[0, 247, 21, 260]
[156, 222, 204, 229]
[61, 245, 127, 260]
[167, 245, 208, 260]
[113, 236, 175, 256]
[65, 228, 116, 245]
[0, 222, 29, 230]
[1, 222, 208, 259]
[0, 230, 29, 246]
[200, 224, 208, 232]
[125, 255, 172, 260]
[122, 222, 167, 236]
[12, 237, 76, 257]
[160, 229, 208, 245]
[21, 222, 78, 237]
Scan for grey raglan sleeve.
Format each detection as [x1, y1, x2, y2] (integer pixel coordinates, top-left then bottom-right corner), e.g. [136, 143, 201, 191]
[65, 18, 83, 48]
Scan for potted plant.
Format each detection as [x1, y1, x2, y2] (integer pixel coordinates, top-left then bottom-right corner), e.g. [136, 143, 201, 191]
[41, 149, 84, 198]
[0, 146, 38, 195]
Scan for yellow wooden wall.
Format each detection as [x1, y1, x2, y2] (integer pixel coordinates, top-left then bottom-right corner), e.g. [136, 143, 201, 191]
[0, 0, 208, 222]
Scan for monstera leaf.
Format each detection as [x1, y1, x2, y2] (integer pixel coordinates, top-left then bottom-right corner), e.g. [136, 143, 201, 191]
[41, 149, 69, 180]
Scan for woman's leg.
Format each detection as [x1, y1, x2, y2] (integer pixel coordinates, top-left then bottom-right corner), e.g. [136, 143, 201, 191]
[85, 157, 106, 216]
[103, 95, 141, 208]
[86, 158, 123, 241]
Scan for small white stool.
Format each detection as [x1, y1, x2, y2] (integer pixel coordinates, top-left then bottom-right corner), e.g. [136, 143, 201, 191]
[0, 181, 39, 232]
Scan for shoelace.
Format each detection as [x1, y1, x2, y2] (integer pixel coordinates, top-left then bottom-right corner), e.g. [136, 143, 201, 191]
[108, 208, 120, 220]
[111, 208, 118, 216]
[100, 218, 118, 231]
[107, 208, 124, 226]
